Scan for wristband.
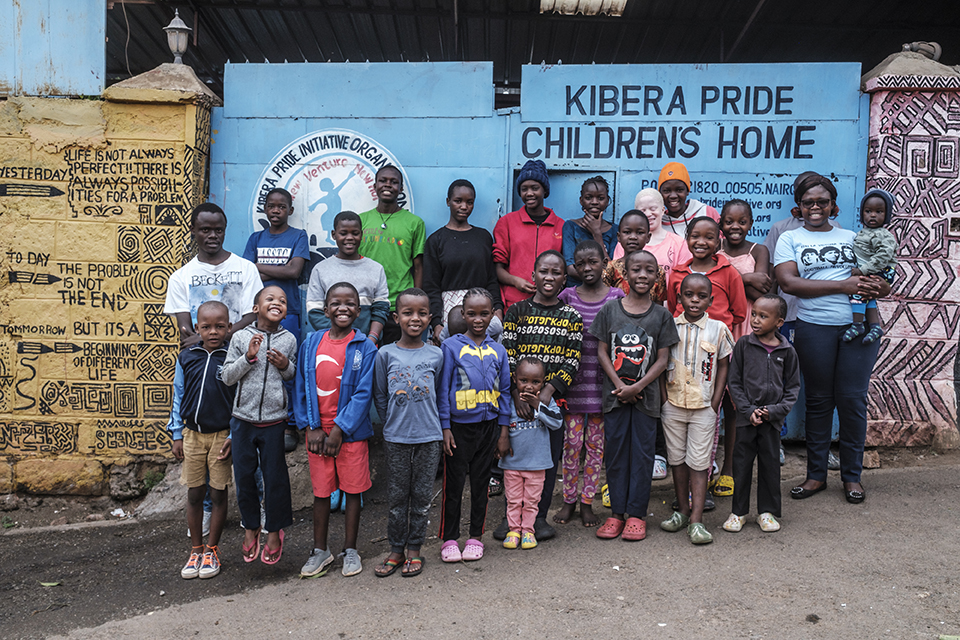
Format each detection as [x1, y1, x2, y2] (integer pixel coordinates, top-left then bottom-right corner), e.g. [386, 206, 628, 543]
[246, 355, 258, 364]
[368, 333, 380, 344]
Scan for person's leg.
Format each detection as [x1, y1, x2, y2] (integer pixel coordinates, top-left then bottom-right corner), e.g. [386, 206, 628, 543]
[230, 418, 263, 557]
[503, 469, 523, 532]
[312, 495, 331, 551]
[522, 470, 545, 535]
[439, 422, 475, 541]
[466, 420, 499, 539]
[794, 320, 840, 487]
[719, 392, 736, 478]
[731, 424, 757, 517]
[555, 412, 585, 524]
[756, 424, 782, 517]
[384, 441, 411, 556]
[834, 335, 881, 487]
[207, 486, 227, 547]
[406, 441, 441, 557]
[536, 421, 564, 519]
[186, 485, 205, 549]
[687, 407, 717, 524]
[259, 423, 293, 559]
[344, 492, 362, 550]
[579, 413, 604, 526]
[625, 408, 656, 519]
[660, 403, 688, 513]
[602, 406, 630, 518]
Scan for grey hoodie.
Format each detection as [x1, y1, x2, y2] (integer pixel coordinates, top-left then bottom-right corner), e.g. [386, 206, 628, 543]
[222, 323, 297, 424]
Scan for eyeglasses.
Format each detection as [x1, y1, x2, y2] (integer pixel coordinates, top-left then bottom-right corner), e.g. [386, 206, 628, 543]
[800, 199, 832, 210]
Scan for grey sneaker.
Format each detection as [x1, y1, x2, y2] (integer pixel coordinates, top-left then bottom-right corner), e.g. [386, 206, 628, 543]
[827, 451, 841, 470]
[342, 548, 362, 577]
[779, 446, 786, 466]
[300, 548, 333, 577]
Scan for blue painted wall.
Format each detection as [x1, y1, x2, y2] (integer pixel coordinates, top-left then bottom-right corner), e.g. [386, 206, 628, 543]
[0, 0, 105, 96]
[210, 61, 868, 440]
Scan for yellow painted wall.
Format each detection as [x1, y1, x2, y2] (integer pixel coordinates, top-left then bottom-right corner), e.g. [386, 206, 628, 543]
[0, 95, 211, 494]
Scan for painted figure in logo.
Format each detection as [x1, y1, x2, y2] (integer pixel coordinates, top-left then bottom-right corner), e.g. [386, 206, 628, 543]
[610, 328, 650, 385]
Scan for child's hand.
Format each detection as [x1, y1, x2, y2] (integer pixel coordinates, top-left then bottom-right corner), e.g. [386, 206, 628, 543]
[171, 440, 184, 460]
[442, 429, 456, 456]
[181, 333, 202, 349]
[750, 407, 766, 426]
[246, 334, 263, 361]
[512, 388, 534, 420]
[432, 325, 444, 346]
[850, 267, 863, 277]
[307, 428, 326, 455]
[217, 439, 232, 461]
[323, 426, 343, 457]
[743, 271, 773, 293]
[514, 277, 536, 295]
[518, 390, 540, 409]
[266, 348, 289, 370]
[613, 382, 642, 404]
[496, 433, 513, 460]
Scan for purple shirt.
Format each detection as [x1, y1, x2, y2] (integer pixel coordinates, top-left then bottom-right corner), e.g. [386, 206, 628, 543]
[557, 286, 625, 413]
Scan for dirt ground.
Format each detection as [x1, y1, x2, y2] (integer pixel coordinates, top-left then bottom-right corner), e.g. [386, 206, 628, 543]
[4, 444, 960, 639]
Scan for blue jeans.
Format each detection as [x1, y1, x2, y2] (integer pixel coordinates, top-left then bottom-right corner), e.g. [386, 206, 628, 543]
[794, 320, 880, 483]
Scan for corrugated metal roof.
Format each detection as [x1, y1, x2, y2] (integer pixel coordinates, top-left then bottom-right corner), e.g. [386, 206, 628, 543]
[106, 0, 960, 104]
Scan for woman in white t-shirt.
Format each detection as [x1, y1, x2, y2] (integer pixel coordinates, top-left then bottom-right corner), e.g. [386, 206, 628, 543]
[773, 175, 891, 505]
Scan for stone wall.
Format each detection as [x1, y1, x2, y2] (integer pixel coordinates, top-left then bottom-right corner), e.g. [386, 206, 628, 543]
[864, 58, 960, 449]
[0, 79, 214, 496]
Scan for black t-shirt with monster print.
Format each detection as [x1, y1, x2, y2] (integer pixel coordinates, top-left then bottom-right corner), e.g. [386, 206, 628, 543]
[589, 299, 679, 417]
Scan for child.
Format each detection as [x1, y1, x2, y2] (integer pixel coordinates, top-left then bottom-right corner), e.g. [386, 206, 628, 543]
[555, 240, 624, 527]
[438, 288, 512, 562]
[657, 161, 721, 237]
[667, 217, 747, 500]
[500, 250, 583, 541]
[307, 210, 390, 345]
[667, 217, 748, 332]
[359, 165, 426, 345]
[659, 275, 733, 545]
[497, 357, 564, 550]
[373, 288, 444, 577]
[592, 250, 679, 541]
[493, 159, 564, 310]
[221, 286, 298, 565]
[844, 188, 897, 344]
[169, 301, 235, 579]
[562, 176, 618, 286]
[617, 188, 691, 277]
[603, 211, 666, 304]
[723, 294, 800, 533]
[717, 200, 772, 492]
[165, 202, 260, 348]
[294, 282, 377, 578]
[243, 187, 311, 451]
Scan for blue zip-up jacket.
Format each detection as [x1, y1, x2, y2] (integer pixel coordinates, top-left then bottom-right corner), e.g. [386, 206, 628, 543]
[293, 329, 377, 442]
[438, 333, 512, 430]
[166, 343, 236, 440]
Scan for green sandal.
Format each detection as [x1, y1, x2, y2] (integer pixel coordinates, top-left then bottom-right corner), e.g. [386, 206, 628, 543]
[688, 522, 714, 545]
[660, 511, 690, 532]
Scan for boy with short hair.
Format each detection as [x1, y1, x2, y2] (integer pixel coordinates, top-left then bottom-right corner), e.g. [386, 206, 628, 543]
[373, 288, 444, 577]
[723, 294, 800, 533]
[244, 187, 311, 450]
[659, 274, 734, 545]
[222, 285, 299, 565]
[165, 202, 260, 347]
[168, 300, 236, 579]
[359, 165, 426, 345]
[295, 282, 378, 578]
[307, 210, 390, 344]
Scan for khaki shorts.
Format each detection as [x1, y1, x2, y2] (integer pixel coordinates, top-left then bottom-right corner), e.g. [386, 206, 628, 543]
[180, 428, 233, 490]
[660, 403, 717, 472]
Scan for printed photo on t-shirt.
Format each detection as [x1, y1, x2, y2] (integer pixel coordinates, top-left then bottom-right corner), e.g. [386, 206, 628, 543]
[795, 242, 856, 275]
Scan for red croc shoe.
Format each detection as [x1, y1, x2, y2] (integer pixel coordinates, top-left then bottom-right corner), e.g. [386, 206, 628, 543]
[596, 517, 626, 539]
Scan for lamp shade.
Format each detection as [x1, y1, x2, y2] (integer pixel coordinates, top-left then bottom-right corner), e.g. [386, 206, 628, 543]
[163, 9, 192, 64]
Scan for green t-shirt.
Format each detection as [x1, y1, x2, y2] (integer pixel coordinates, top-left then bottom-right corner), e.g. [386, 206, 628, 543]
[359, 208, 426, 306]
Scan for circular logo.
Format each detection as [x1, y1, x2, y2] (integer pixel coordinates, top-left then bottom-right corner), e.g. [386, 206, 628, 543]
[249, 129, 413, 265]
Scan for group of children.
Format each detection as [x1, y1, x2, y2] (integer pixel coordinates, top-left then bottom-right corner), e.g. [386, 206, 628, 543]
[165, 159, 898, 580]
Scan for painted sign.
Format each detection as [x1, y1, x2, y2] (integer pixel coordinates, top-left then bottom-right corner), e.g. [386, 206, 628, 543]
[249, 129, 413, 262]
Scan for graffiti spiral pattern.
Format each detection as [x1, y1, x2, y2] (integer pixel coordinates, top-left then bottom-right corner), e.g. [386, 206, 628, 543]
[120, 265, 175, 301]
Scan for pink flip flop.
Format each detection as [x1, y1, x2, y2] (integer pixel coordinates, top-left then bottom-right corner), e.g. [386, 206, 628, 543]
[261, 529, 284, 565]
[440, 540, 461, 563]
[461, 539, 484, 561]
[242, 528, 261, 563]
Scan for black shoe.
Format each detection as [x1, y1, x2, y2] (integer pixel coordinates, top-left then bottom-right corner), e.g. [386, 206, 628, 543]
[703, 496, 716, 512]
[790, 482, 827, 500]
[534, 517, 556, 540]
[284, 430, 298, 453]
[845, 484, 865, 504]
[493, 517, 509, 541]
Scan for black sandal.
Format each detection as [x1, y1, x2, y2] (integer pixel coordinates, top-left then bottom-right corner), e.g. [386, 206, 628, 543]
[790, 482, 827, 499]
